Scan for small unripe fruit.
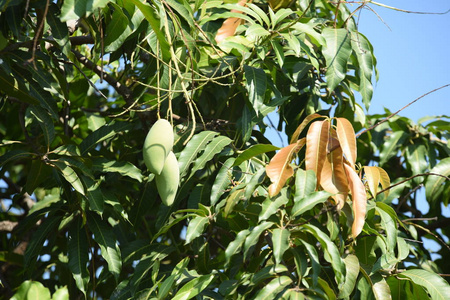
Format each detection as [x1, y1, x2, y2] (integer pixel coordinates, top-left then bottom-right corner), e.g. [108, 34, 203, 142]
[155, 151, 179, 206]
[143, 119, 174, 175]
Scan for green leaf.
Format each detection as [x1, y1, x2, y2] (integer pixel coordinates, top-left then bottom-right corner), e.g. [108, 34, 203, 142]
[46, 4, 71, 55]
[244, 65, 267, 116]
[379, 131, 409, 165]
[243, 221, 274, 260]
[11, 281, 51, 300]
[82, 176, 104, 214]
[259, 190, 289, 222]
[339, 255, 360, 298]
[24, 214, 63, 274]
[211, 157, 235, 205]
[164, 0, 194, 27]
[52, 286, 69, 300]
[425, 157, 450, 204]
[190, 136, 232, 176]
[371, 273, 392, 300]
[399, 269, 450, 300]
[253, 276, 293, 300]
[302, 224, 346, 285]
[52, 160, 85, 195]
[87, 212, 122, 281]
[172, 274, 214, 300]
[79, 121, 132, 155]
[298, 240, 320, 287]
[178, 131, 218, 178]
[0, 66, 39, 105]
[375, 206, 397, 253]
[185, 216, 209, 244]
[291, 191, 331, 217]
[406, 144, 428, 184]
[60, 0, 110, 21]
[29, 106, 55, 148]
[92, 158, 143, 182]
[272, 228, 290, 265]
[23, 159, 49, 195]
[130, 0, 171, 62]
[104, 4, 130, 52]
[68, 218, 90, 296]
[351, 32, 374, 109]
[234, 144, 279, 166]
[0, 149, 34, 167]
[322, 28, 352, 92]
[225, 229, 250, 266]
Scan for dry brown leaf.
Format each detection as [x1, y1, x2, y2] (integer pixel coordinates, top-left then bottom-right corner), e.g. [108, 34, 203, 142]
[377, 166, 391, 198]
[344, 163, 367, 238]
[305, 119, 330, 182]
[215, 0, 248, 44]
[364, 166, 380, 198]
[289, 113, 326, 144]
[336, 118, 357, 168]
[266, 139, 305, 197]
[320, 131, 349, 209]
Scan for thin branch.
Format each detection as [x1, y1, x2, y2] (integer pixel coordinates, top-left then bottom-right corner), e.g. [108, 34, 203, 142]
[369, 172, 450, 201]
[356, 84, 450, 138]
[72, 50, 133, 104]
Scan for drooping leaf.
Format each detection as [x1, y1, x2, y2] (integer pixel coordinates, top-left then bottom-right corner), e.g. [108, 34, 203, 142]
[319, 136, 348, 209]
[406, 144, 428, 184]
[377, 167, 391, 198]
[322, 28, 352, 91]
[375, 206, 397, 254]
[178, 131, 219, 178]
[339, 255, 360, 299]
[266, 139, 305, 197]
[92, 158, 143, 182]
[272, 228, 290, 265]
[425, 157, 450, 204]
[343, 163, 367, 238]
[371, 273, 392, 300]
[23, 159, 49, 195]
[211, 157, 235, 205]
[52, 160, 85, 195]
[243, 221, 274, 260]
[336, 117, 357, 167]
[82, 176, 104, 214]
[290, 113, 326, 144]
[244, 65, 267, 116]
[299, 240, 321, 287]
[79, 122, 132, 155]
[351, 32, 374, 109]
[225, 229, 250, 266]
[29, 105, 55, 148]
[303, 224, 346, 285]
[305, 120, 330, 183]
[87, 212, 122, 281]
[379, 131, 409, 165]
[294, 169, 317, 200]
[172, 274, 215, 300]
[68, 218, 90, 296]
[224, 188, 245, 217]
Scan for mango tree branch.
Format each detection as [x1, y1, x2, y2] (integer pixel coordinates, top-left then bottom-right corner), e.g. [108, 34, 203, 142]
[356, 84, 450, 138]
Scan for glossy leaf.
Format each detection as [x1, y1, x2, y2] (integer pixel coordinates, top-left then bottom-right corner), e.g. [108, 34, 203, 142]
[259, 190, 289, 222]
[178, 131, 219, 178]
[244, 65, 267, 116]
[225, 229, 250, 266]
[294, 169, 317, 200]
[190, 135, 232, 176]
[68, 218, 90, 296]
[272, 228, 290, 265]
[303, 224, 346, 285]
[291, 191, 331, 217]
[185, 216, 209, 244]
[343, 164, 367, 238]
[351, 32, 374, 109]
[79, 122, 132, 155]
[23, 159, 48, 195]
[172, 274, 215, 300]
[371, 273, 392, 300]
[305, 120, 330, 182]
[243, 222, 274, 260]
[233, 144, 279, 166]
[88, 213, 122, 281]
[322, 28, 352, 91]
[211, 157, 235, 205]
[266, 139, 305, 197]
[253, 276, 293, 300]
[336, 117, 357, 167]
[399, 269, 450, 300]
[290, 113, 326, 144]
[52, 160, 85, 195]
[11, 281, 51, 300]
[377, 167, 391, 198]
[29, 106, 55, 148]
[379, 131, 408, 165]
[339, 255, 360, 299]
[92, 158, 143, 182]
[425, 157, 450, 204]
[224, 188, 245, 217]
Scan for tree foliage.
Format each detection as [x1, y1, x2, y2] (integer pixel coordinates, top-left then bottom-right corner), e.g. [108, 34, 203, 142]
[0, 0, 449, 299]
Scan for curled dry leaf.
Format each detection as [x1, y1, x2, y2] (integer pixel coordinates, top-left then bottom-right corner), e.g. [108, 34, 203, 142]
[305, 119, 330, 182]
[266, 139, 305, 197]
[215, 0, 249, 44]
[336, 118, 357, 168]
[343, 163, 367, 238]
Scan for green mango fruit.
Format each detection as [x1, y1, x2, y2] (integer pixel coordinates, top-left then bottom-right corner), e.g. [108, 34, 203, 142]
[143, 119, 174, 175]
[155, 151, 179, 206]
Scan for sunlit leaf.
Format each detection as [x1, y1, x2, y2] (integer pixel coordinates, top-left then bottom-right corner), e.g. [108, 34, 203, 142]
[425, 157, 450, 204]
[364, 166, 380, 198]
[305, 120, 330, 185]
[344, 164, 367, 238]
[272, 228, 290, 265]
[266, 139, 305, 197]
[291, 191, 331, 217]
[215, 0, 248, 43]
[290, 113, 326, 144]
[379, 131, 408, 165]
[225, 229, 250, 266]
[336, 117, 357, 167]
[244, 222, 274, 260]
[11, 281, 51, 300]
[185, 216, 209, 244]
[339, 255, 360, 299]
[234, 144, 279, 166]
[253, 276, 293, 300]
[294, 169, 317, 200]
[259, 189, 289, 222]
[377, 167, 390, 198]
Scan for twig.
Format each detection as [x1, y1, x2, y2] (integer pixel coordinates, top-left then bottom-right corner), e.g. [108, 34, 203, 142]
[356, 84, 450, 138]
